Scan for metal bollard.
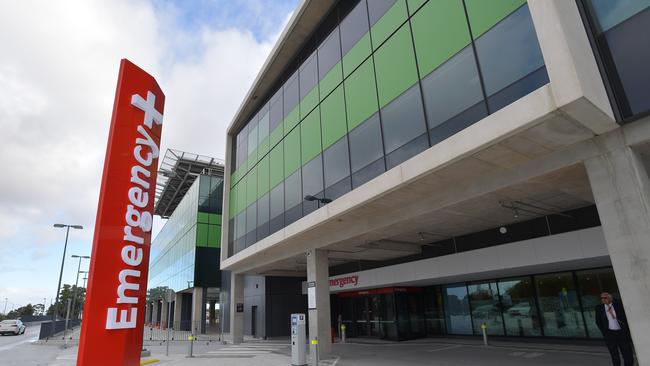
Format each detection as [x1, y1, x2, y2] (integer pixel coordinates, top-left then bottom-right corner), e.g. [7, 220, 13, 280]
[311, 338, 319, 366]
[480, 323, 488, 347]
[341, 324, 346, 344]
[187, 335, 194, 357]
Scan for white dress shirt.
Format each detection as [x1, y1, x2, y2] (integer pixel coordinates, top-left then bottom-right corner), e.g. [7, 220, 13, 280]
[605, 304, 622, 331]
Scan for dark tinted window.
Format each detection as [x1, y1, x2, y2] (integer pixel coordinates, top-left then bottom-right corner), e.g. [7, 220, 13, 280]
[269, 89, 283, 131]
[368, 0, 397, 26]
[270, 183, 284, 219]
[300, 52, 319, 99]
[475, 4, 547, 99]
[352, 158, 385, 188]
[284, 170, 303, 211]
[284, 71, 300, 116]
[349, 113, 384, 172]
[302, 155, 324, 197]
[245, 202, 257, 246]
[386, 134, 429, 169]
[340, 0, 370, 55]
[257, 193, 269, 225]
[324, 137, 351, 187]
[258, 103, 270, 142]
[319, 28, 342, 79]
[325, 176, 351, 201]
[380, 84, 427, 154]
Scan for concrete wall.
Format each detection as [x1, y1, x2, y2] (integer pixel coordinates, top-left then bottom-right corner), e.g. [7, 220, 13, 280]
[265, 276, 307, 338]
[243, 275, 266, 338]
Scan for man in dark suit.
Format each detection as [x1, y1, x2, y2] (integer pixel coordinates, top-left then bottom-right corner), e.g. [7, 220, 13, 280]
[595, 292, 634, 366]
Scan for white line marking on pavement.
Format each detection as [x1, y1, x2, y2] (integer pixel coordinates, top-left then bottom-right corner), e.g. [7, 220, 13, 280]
[427, 345, 463, 352]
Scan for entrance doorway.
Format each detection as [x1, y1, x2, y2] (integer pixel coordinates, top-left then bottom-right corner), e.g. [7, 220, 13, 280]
[251, 306, 257, 338]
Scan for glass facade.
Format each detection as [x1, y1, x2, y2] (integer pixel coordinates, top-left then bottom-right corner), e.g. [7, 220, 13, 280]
[149, 175, 223, 293]
[228, 0, 549, 255]
[333, 267, 620, 341]
[581, 0, 650, 120]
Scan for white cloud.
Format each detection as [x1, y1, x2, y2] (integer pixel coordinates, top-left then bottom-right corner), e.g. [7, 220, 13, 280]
[0, 0, 288, 307]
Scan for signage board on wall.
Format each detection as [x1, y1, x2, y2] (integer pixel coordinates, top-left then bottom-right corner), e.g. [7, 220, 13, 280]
[77, 59, 165, 366]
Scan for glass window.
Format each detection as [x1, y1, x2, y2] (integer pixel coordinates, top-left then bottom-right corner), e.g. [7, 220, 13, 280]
[258, 105, 270, 144]
[234, 212, 246, 253]
[321, 85, 348, 149]
[257, 193, 270, 241]
[245, 202, 257, 246]
[325, 176, 352, 202]
[302, 156, 324, 216]
[284, 71, 300, 117]
[585, 0, 650, 32]
[247, 118, 258, 156]
[340, 0, 370, 56]
[443, 284, 472, 335]
[324, 137, 351, 188]
[468, 281, 504, 336]
[301, 108, 322, 164]
[269, 183, 284, 233]
[474, 4, 548, 112]
[319, 27, 341, 80]
[380, 84, 427, 157]
[284, 127, 301, 177]
[284, 170, 303, 215]
[576, 268, 620, 339]
[349, 113, 384, 173]
[300, 52, 319, 117]
[498, 277, 542, 336]
[421, 46, 488, 146]
[424, 286, 446, 335]
[344, 57, 379, 130]
[535, 272, 586, 337]
[269, 89, 283, 132]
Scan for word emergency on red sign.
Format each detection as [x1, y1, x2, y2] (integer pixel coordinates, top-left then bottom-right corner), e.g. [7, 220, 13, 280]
[77, 59, 164, 366]
[329, 275, 359, 288]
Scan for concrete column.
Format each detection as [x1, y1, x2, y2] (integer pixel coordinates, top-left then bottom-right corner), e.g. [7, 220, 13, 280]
[229, 273, 244, 344]
[160, 298, 168, 329]
[151, 301, 159, 326]
[191, 287, 204, 335]
[307, 249, 331, 358]
[585, 141, 650, 365]
[173, 292, 183, 330]
[145, 302, 151, 324]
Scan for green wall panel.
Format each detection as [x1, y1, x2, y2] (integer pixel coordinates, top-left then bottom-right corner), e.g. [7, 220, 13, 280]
[284, 127, 301, 178]
[371, 0, 408, 50]
[258, 154, 270, 196]
[229, 188, 236, 217]
[198, 212, 210, 224]
[236, 177, 247, 213]
[208, 225, 221, 248]
[342, 33, 372, 78]
[301, 107, 322, 164]
[465, 0, 526, 38]
[407, 0, 428, 15]
[246, 168, 257, 207]
[208, 213, 222, 225]
[270, 141, 284, 188]
[321, 85, 347, 149]
[411, 0, 471, 77]
[270, 123, 283, 148]
[320, 62, 343, 100]
[196, 223, 208, 247]
[284, 107, 300, 137]
[300, 87, 320, 120]
[345, 57, 379, 131]
[374, 24, 419, 108]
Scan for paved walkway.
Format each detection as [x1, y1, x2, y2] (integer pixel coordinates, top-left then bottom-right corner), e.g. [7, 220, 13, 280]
[44, 337, 620, 366]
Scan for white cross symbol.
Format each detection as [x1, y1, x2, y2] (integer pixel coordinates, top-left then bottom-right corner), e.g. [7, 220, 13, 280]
[131, 91, 163, 128]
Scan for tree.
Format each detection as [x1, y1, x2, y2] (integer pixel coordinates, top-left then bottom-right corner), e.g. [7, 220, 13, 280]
[47, 284, 86, 319]
[3, 304, 35, 320]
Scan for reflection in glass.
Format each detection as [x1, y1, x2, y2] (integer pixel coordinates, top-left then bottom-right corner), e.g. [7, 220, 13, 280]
[498, 277, 542, 336]
[535, 272, 586, 337]
[468, 282, 504, 336]
[576, 268, 620, 338]
[444, 284, 472, 335]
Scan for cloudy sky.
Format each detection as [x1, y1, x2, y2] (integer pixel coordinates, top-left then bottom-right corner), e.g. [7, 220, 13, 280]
[0, 0, 297, 311]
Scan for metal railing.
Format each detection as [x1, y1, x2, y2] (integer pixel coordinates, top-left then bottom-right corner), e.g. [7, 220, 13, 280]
[143, 320, 221, 342]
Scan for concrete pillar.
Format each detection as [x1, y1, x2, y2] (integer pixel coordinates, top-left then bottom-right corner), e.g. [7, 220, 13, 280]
[151, 301, 159, 326]
[191, 287, 204, 334]
[173, 292, 183, 330]
[585, 141, 650, 365]
[229, 273, 244, 344]
[145, 302, 150, 324]
[160, 298, 168, 329]
[307, 249, 331, 358]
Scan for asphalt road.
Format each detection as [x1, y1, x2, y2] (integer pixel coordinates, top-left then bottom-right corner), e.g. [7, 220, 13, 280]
[0, 323, 62, 366]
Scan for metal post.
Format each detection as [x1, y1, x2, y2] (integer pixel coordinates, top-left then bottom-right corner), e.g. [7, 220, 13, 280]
[166, 292, 172, 357]
[481, 323, 488, 347]
[52, 226, 71, 337]
[187, 334, 194, 358]
[71, 257, 82, 320]
[3, 298, 7, 314]
[63, 299, 71, 348]
[341, 324, 346, 344]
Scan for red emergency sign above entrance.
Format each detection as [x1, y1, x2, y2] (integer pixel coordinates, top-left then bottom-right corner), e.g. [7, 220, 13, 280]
[77, 59, 164, 366]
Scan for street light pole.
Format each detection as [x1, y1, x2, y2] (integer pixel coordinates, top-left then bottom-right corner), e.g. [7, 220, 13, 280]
[52, 223, 82, 337]
[70, 255, 90, 320]
[3, 298, 7, 315]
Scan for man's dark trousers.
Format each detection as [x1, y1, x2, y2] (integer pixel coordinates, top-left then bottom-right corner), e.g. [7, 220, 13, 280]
[603, 329, 634, 366]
